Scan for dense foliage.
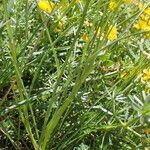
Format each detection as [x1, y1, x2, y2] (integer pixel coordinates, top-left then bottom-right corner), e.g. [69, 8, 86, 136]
[0, 0, 150, 149]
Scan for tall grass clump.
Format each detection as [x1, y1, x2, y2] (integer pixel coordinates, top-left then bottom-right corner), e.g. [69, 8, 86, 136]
[0, 0, 150, 149]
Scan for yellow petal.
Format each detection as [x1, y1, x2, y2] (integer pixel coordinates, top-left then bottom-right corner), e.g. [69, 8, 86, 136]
[108, 1, 118, 10]
[38, 1, 55, 13]
[82, 33, 89, 42]
[107, 25, 118, 41]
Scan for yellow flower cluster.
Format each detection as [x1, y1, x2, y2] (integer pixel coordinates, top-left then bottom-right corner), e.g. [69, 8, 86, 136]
[141, 68, 150, 93]
[37, 1, 65, 32]
[142, 68, 150, 81]
[82, 24, 117, 42]
[107, 25, 118, 41]
[108, 1, 118, 11]
[37, 1, 118, 41]
[38, 0, 55, 13]
[108, 0, 139, 11]
[134, 3, 150, 39]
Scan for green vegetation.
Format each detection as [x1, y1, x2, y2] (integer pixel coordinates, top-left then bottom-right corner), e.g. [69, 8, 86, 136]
[0, 0, 150, 149]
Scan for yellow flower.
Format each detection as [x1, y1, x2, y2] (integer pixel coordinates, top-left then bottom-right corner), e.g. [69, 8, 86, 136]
[82, 33, 89, 42]
[84, 20, 93, 27]
[144, 7, 150, 16]
[142, 69, 150, 81]
[38, 0, 55, 13]
[122, 0, 138, 4]
[139, 3, 145, 10]
[134, 17, 150, 39]
[76, 0, 80, 3]
[139, 3, 150, 15]
[108, 1, 118, 10]
[140, 14, 149, 22]
[54, 20, 64, 32]
[134, 3, 150, 39]
[107, 25, 118, 41]
[134, 19, 150, 30]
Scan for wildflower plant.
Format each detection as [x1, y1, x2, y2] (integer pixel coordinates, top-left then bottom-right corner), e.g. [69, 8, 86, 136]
[0, 0, 150, 150]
